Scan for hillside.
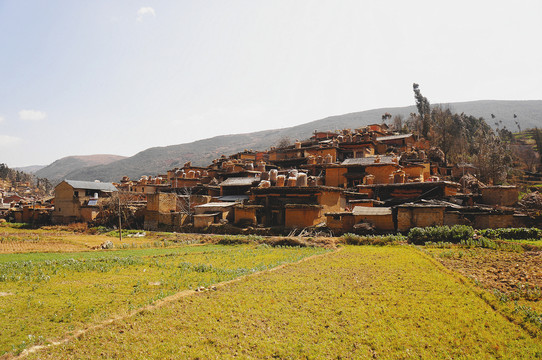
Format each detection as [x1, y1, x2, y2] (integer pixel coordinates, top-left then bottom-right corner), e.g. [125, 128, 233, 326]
[49, 100, 542, 182]
[35, 154, 127, 182]
[13, 165, 46, 174]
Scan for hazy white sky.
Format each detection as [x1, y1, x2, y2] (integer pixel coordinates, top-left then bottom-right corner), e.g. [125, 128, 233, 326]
[1, 0, 541, 166]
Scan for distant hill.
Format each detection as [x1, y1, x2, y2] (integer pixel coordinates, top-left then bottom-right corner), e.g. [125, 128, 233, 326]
[46, 100, 542, 182]
[35, 154, 127, 182]
[13, 165, 46, 174]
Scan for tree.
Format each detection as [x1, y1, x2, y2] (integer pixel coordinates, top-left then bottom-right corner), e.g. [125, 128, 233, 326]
[413, 83, 431, 138]
[176, 186, 199, 226]
[473, 132, 513, 185]
[392, 114, 404, 132]
[533, 128, 542, 165]
[381, 112, 392, 123]
[97, 192, 138, 229]
[277, 137, 291, 148]
[431, 106, 462, 165]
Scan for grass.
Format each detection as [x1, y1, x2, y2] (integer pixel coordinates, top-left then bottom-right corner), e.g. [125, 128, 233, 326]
[25, 246, 542, 359]
[0, 244, 327, 356]
[426, 245, 542, 336]
[510, 239, 542, 247]
[0, 223, 210, 253]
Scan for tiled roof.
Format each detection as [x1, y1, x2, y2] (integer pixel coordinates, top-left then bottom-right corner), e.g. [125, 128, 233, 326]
[195, 202, 237, 209]
[352, 206, 392, 216]
[376, 134, 413, 141]
[219, 177, 260, 187]
[64, 180, 117, 192]
[341, 156, 398, 166]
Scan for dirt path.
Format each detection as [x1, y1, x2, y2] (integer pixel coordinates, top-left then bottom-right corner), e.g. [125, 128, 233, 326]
[15, 248, 339, 359]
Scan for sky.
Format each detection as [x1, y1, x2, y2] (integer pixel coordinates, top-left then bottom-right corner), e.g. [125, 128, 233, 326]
[1, 0, 541, 167]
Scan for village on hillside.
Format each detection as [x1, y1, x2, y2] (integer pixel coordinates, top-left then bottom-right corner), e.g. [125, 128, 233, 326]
[3, 112, 542, 234]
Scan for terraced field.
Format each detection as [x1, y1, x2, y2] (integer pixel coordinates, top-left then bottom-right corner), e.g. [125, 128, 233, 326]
[0, 244, 327, 357]
[18, 246, 542, 359]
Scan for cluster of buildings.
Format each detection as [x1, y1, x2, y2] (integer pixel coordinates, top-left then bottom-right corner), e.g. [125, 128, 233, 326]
[0, 180, 53, 224]
[46, 123, 538, 233]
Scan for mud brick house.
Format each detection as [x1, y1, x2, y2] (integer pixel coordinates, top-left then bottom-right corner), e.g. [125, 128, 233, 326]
[352, 206, 394, 231]
[219, 177, 261, 202]
[325, 206, 394, 233]
[337, 140, 377, 160]
[144, 192, 211, 230]
[53, 180, 117, 224]
[481, 186, 519, 207]
[451, 163, 478, 180]
[193, 202, 236, 228]
[250, 186, 345, 228]
[376, 134, 415, 152]
[402, 162, 429, 182]
[395, 200, 528, 231]
[357, 181, 461, 203]
[396, 203, 447, 232]
[13, 204, 53, 224]
[233, 204, 263, 226]
[167, 164, 210, 189]
[268, 140, 338, 168]
[327, 156, 400, 188]
[128, 176, 169, 194]
[229, 150, 259, 162]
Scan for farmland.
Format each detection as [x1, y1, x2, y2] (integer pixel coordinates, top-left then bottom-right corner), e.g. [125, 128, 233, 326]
[1, 226, 542, 359]
[0, 238, 328, 357]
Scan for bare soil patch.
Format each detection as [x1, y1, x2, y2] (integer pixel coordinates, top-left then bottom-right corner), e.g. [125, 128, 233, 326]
[436, 249, 542, 295]
[0, 241, 87, 254]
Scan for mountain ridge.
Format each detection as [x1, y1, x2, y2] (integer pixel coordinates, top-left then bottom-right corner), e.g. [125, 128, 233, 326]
[35, 154, 127, 181]
[41, 100, 542, 182]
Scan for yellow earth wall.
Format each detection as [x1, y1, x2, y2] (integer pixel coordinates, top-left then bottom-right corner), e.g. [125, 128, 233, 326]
[318, 191, 345, 213]
[473, 214, 516, 229]
[397, 207, 445, 232]
[325, 167, 347, 188]
[285, 208, 322, 228]
[325, 213, 355, 233]
[353, 214, 394, 231]
[234, 207, 257, 225]
[481, 188, 519, 207]
[146, 193, 177, 213]
[365, 165, 397, 184]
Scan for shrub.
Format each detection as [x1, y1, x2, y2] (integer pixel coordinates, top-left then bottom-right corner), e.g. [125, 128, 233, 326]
[407, 225, 474, 245]
[339, 233, 404, 246]
[478, 228, 542, 240]
[341, 233, 361, 245]
[217, 235, 252, 245]
[67, 222, 88, 233]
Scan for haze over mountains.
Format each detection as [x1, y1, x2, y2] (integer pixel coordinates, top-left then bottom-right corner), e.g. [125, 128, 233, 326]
[35, 100, 542, 183]
[34, 155, 126, 181]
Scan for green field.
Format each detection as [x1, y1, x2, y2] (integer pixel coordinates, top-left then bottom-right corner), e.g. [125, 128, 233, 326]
[0, 244, 327, 356]
[21, 246, 542, 359]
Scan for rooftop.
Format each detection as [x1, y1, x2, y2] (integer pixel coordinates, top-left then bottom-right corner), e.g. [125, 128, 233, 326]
[352, 206, 392, 216]
[219, 177, 260, 187]
[63, 180, 117, 192]
[376, 134, 414, 142]
[252, 185, 344, 195]
[195, 202, 237, 209]
[341, 156, 398, 166]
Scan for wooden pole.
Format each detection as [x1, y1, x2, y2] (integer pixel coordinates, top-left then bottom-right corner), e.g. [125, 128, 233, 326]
[118, 196, 122, 242]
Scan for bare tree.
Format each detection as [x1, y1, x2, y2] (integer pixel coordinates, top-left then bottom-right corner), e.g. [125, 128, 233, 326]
[277, 136, 291, 148]
[176, 186, 196, 226]
[473, 133, 513, 185]
[381, 112, 392, 123]
[97, 191, 139, 229]
[392, 114, 404, 132]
